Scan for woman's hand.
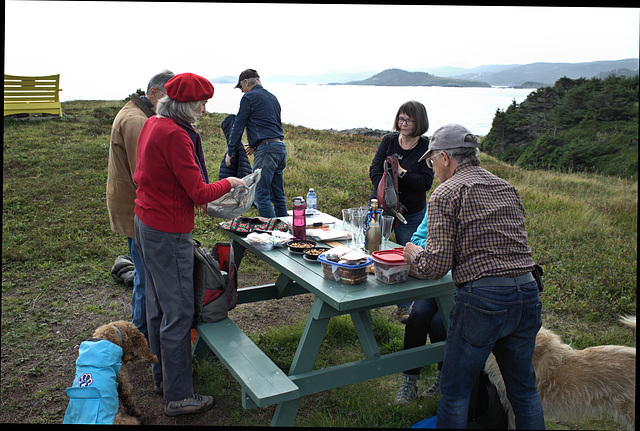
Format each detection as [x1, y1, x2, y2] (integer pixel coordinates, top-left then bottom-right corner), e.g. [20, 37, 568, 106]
[226, 177, 246, 188]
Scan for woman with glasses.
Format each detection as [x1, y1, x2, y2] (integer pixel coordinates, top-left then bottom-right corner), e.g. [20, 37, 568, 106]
[369, 100, 434, 323]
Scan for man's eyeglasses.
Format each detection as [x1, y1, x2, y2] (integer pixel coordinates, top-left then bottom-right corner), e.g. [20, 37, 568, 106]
[397, 116, 415, 125]
[426, 158, 434, 169]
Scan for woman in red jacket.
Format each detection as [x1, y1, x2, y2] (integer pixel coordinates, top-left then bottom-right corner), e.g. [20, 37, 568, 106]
[134, 73, 245, 417]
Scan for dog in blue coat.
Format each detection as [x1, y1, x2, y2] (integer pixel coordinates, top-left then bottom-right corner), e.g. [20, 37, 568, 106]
[64, 320, 157, 424]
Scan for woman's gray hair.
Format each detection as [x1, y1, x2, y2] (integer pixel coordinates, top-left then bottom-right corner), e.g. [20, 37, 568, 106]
[156, 97, 202, 124]
[441, 146, 480, 164]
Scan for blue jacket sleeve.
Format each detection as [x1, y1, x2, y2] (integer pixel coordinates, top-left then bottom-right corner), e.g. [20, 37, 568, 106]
[410, 208, 429, 247]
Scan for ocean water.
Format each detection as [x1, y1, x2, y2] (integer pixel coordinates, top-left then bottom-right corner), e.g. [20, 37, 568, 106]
[206, 83, 535, 136]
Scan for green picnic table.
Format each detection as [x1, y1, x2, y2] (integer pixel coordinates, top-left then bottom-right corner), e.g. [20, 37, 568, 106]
[192, 221, 455, 426]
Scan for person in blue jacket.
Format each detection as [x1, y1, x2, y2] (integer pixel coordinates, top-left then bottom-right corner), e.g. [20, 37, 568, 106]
[225, 69, 287, 218]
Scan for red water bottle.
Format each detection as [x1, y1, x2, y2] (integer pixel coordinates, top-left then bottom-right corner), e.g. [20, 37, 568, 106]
[292, 196, 306, 240]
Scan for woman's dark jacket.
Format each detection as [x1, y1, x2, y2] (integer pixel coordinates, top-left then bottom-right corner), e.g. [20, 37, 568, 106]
[369, 132, 434, 215]
[218, 114, 253, 181]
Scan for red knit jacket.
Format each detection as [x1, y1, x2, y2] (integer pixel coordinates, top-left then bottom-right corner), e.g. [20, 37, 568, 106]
[134, 116, 231, 233]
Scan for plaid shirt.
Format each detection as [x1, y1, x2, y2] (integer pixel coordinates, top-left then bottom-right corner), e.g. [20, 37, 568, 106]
[410, 161, 535, 286]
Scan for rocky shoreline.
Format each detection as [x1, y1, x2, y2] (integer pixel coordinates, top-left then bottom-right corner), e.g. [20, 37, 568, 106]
[325, 127, 391, 139]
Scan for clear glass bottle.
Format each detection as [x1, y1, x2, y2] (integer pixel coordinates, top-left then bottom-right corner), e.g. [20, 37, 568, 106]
[365, 199, 381, 254]
[292, 196, 306, 240]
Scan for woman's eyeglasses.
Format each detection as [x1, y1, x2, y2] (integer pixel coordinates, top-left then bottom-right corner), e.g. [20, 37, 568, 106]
[397, 116, 415, 126]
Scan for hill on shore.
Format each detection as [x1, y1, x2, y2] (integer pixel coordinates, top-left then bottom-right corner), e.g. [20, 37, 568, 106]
[332, 68, 491, 88]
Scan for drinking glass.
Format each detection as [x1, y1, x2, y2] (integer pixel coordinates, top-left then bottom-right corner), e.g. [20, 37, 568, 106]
[341, 209, 352, 239]
[380, 215, 395, 248]
[349, 208, 365, 250]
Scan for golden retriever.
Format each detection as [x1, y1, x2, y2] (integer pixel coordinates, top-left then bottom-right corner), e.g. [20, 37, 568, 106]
[484, 316, 636, 430]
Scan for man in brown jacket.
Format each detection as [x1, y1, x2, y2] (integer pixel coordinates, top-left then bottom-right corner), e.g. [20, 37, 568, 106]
[106, 70, 174, 337]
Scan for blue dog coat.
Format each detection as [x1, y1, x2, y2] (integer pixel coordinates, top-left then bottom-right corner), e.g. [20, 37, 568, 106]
[63, 338, 123, 424]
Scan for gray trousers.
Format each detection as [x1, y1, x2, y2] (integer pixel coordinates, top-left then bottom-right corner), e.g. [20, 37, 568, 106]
[134, 216, 194, 402]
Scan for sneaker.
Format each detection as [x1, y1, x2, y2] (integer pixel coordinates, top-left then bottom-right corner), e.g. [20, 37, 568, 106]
[393, 375, 418, 405]
[395, 305, 412, 324]
[165, 393, 215, 417]
[420, 369, 441, 399]
[154, 381, 163, 395]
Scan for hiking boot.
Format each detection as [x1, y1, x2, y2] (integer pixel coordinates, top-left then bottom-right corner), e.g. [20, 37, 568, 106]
[393, 375, 418, 405]
[395, 305, 412, 324]
[165, 393, 215, 416]
[420, 369, 441, 399]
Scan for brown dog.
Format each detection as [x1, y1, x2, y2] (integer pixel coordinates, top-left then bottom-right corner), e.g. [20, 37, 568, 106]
[64, 320, 157, 424]
[484, 316, 636, 430]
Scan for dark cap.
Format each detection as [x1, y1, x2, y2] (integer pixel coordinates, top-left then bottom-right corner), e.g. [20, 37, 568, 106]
[235, 69, 260, 88]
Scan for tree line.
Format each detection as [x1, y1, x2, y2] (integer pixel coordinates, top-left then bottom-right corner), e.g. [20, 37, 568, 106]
[482, 75, 638, 179]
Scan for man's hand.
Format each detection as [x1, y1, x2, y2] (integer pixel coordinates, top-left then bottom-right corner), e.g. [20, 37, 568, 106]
[224, 153, 232, 167]
[403, 242, 421, 264]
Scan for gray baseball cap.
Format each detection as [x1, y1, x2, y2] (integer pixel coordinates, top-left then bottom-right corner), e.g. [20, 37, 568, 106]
[418, 124, 480, 162]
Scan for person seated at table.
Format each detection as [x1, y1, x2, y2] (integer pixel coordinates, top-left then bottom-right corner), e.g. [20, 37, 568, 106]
[393, 210, 446, 405]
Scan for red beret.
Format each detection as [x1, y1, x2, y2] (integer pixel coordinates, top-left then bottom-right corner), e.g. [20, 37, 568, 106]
[165, 73, 214, 102]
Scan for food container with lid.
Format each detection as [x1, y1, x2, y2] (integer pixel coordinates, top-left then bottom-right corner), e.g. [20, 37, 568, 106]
[317, 254, 373, 285]
[371, 249, 410, 284]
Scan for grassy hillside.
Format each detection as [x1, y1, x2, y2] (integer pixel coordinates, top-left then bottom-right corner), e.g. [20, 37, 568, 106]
[2, 100, 636, 427]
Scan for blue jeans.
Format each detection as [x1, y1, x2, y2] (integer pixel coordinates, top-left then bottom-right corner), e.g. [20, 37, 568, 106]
[394, 207, 425, 308]
[252, 141, 288, 218]
[403, 297, 446, 376]
[127, 237, 146, 337]
[436, 279, 544, 429]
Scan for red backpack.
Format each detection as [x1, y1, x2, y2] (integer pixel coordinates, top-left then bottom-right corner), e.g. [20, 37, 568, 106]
[193, 241, 238, 324]
[376, 153, 406, 224]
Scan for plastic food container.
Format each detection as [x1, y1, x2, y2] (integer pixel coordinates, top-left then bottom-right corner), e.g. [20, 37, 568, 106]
[317, 254, 373, 285]
[371, 249, 410, 284]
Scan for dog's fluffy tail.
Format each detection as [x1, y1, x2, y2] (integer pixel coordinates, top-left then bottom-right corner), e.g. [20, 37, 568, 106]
[619, 315, 636, 330]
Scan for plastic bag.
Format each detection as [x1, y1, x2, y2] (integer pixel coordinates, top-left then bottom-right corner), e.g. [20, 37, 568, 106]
[205, 169, 261, 219]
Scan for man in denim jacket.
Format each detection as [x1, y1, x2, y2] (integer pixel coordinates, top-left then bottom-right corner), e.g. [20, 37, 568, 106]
[226, 69, 287, 218]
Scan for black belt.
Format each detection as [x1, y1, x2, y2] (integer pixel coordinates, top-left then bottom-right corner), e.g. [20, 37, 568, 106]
[253, 138, 283, 149]
[462, 272, 535, 288]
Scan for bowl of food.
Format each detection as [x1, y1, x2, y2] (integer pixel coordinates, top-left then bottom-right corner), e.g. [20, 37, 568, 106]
[287, 239, 317, 254]
[303, 246, 330, 262]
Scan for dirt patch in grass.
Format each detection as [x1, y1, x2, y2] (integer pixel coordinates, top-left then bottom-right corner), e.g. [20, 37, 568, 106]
[0, 265, 313, 425]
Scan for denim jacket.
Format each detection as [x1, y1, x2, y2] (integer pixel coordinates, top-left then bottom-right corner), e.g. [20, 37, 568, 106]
[227, 85, 284, 158]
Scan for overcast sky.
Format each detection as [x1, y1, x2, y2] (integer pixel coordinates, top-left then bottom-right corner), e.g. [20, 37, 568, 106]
[5, 1, 639, 100]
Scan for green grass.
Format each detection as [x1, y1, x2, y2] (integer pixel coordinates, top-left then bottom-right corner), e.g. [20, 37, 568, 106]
[2, 100, 636, 427]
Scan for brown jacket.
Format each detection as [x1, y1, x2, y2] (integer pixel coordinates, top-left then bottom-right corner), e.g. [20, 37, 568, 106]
[106, 95, 154, 238]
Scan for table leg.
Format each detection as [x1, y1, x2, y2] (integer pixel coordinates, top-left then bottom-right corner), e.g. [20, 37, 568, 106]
[271, 398, 302, 427]
[230, 239, 246, 270]
[350, 310, 380, 358]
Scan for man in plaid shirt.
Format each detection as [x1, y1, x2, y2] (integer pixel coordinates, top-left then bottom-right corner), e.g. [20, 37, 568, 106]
[404, 124, 544, 429]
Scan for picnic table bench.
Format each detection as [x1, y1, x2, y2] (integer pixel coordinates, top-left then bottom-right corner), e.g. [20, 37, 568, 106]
[4, 74, 63, 117]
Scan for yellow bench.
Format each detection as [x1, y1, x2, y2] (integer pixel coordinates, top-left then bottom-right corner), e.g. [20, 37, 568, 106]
[4, 74, 63, 117]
